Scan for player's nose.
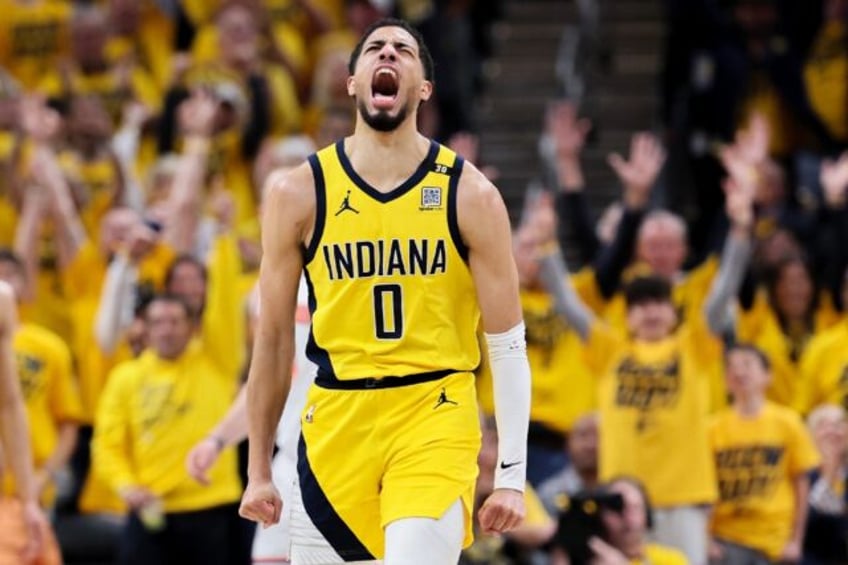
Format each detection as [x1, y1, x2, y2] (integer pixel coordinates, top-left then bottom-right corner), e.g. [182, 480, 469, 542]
[378, 44, 397, 61]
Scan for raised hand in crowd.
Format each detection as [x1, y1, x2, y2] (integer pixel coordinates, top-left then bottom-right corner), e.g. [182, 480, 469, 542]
[448, 131, 499, 181]
[162, 89, 220, 255]
[819, 151, 848, 209]
[209, 181, 236, 234]
[718, 112, 771, 197]
[606, 132, 665, 208]
[734, 112, 770, 169]
[547, 100, 591, 191]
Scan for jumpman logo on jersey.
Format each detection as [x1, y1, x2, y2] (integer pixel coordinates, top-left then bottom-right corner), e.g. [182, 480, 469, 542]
[335, 190, 359, 216]
[433, 388, 459, 409]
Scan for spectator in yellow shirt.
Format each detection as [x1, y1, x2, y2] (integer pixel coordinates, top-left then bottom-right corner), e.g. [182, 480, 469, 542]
[537, 172, 756, 563]
[92, 294, 244, 565]
[709, 344, 820, 564]
[736, 255, 838, 409]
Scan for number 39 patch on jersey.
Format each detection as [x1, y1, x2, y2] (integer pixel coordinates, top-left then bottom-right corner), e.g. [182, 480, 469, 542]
[420, 186, 443, 210]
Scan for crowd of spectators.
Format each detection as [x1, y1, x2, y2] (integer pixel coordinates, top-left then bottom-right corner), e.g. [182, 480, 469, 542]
[0, 1, 502, 563]
[5, 0, 848, 564]
[465, 0, 848, 563]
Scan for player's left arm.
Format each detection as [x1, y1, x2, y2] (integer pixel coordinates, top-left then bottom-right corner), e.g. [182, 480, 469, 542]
[457, 163, 529, 534]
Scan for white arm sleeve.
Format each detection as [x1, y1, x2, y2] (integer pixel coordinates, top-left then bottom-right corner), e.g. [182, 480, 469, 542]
[485, 322, 531, 492]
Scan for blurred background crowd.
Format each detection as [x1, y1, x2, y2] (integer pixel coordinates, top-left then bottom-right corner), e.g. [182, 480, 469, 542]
[3, 0, 848, 564]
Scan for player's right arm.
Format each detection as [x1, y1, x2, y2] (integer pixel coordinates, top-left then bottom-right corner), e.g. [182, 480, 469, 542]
[240, 163, 315, 527]
[457, 163, 528, 534]
[0, 282, 45, 560]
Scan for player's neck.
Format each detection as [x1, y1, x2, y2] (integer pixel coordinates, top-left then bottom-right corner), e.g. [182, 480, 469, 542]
[346, 121, 431, 192]
[733, 394, 765, 418]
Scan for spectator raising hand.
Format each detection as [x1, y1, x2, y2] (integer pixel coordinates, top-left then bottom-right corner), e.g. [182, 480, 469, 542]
[547, 100, 591, 191]
[607, 132, 665, 207]
[734, 112, 771, 169]
[606, 132, 665, 208]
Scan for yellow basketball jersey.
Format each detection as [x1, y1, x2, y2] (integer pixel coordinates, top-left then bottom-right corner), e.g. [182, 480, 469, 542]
[303, 140, 480, 381]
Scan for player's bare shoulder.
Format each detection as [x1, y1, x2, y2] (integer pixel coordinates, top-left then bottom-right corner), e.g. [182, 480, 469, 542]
[456, 160, 510, 246]
[262, 161, 318, 247]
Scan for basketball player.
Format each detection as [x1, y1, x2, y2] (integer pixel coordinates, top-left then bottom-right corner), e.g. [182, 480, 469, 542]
[239, 17, 531, 565]
[0, 281, 48, 563]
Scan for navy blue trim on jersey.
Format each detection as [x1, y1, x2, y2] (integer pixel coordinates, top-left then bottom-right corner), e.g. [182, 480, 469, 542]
[303, 269, 334, 376]
[335, 139, 439, 203]
[446, 156, 468, 262]
[298, 435, 375, 562]
[304, 154, 327, 264]
[314, 368, 455, 389]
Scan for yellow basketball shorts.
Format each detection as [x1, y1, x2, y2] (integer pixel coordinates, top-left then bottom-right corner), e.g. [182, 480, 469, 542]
[296, 371, 482, 561]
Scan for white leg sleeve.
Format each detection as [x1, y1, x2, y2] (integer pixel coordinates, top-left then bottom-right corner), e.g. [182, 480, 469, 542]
[383, 499, 464, 565]
[288, 478, 380, 565]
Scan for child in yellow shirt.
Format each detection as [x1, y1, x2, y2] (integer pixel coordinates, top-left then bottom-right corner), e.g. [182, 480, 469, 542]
[709, 344, 820, 564]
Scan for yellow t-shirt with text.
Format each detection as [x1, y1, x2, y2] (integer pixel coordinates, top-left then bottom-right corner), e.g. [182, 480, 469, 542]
[709, 402, 820, 559]
[585, 319, 720, 507]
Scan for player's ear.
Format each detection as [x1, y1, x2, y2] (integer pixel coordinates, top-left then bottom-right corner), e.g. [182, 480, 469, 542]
[420, 80, 433, 102]
[347, 76, 356, 97]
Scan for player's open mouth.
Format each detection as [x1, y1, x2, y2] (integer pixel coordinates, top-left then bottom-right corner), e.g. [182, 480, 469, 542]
[371, 68, 399, 110]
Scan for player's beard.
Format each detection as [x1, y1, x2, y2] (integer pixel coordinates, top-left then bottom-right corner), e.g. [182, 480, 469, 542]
[358, 99, 409, 132]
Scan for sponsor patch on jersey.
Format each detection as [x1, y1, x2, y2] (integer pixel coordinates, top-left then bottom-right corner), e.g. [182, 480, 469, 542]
[420, 186, 442, 210]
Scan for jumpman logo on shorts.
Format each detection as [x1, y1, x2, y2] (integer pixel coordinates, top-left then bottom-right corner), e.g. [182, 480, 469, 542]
[335, 190, 359, 216]
[433, 388, 458, 409]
